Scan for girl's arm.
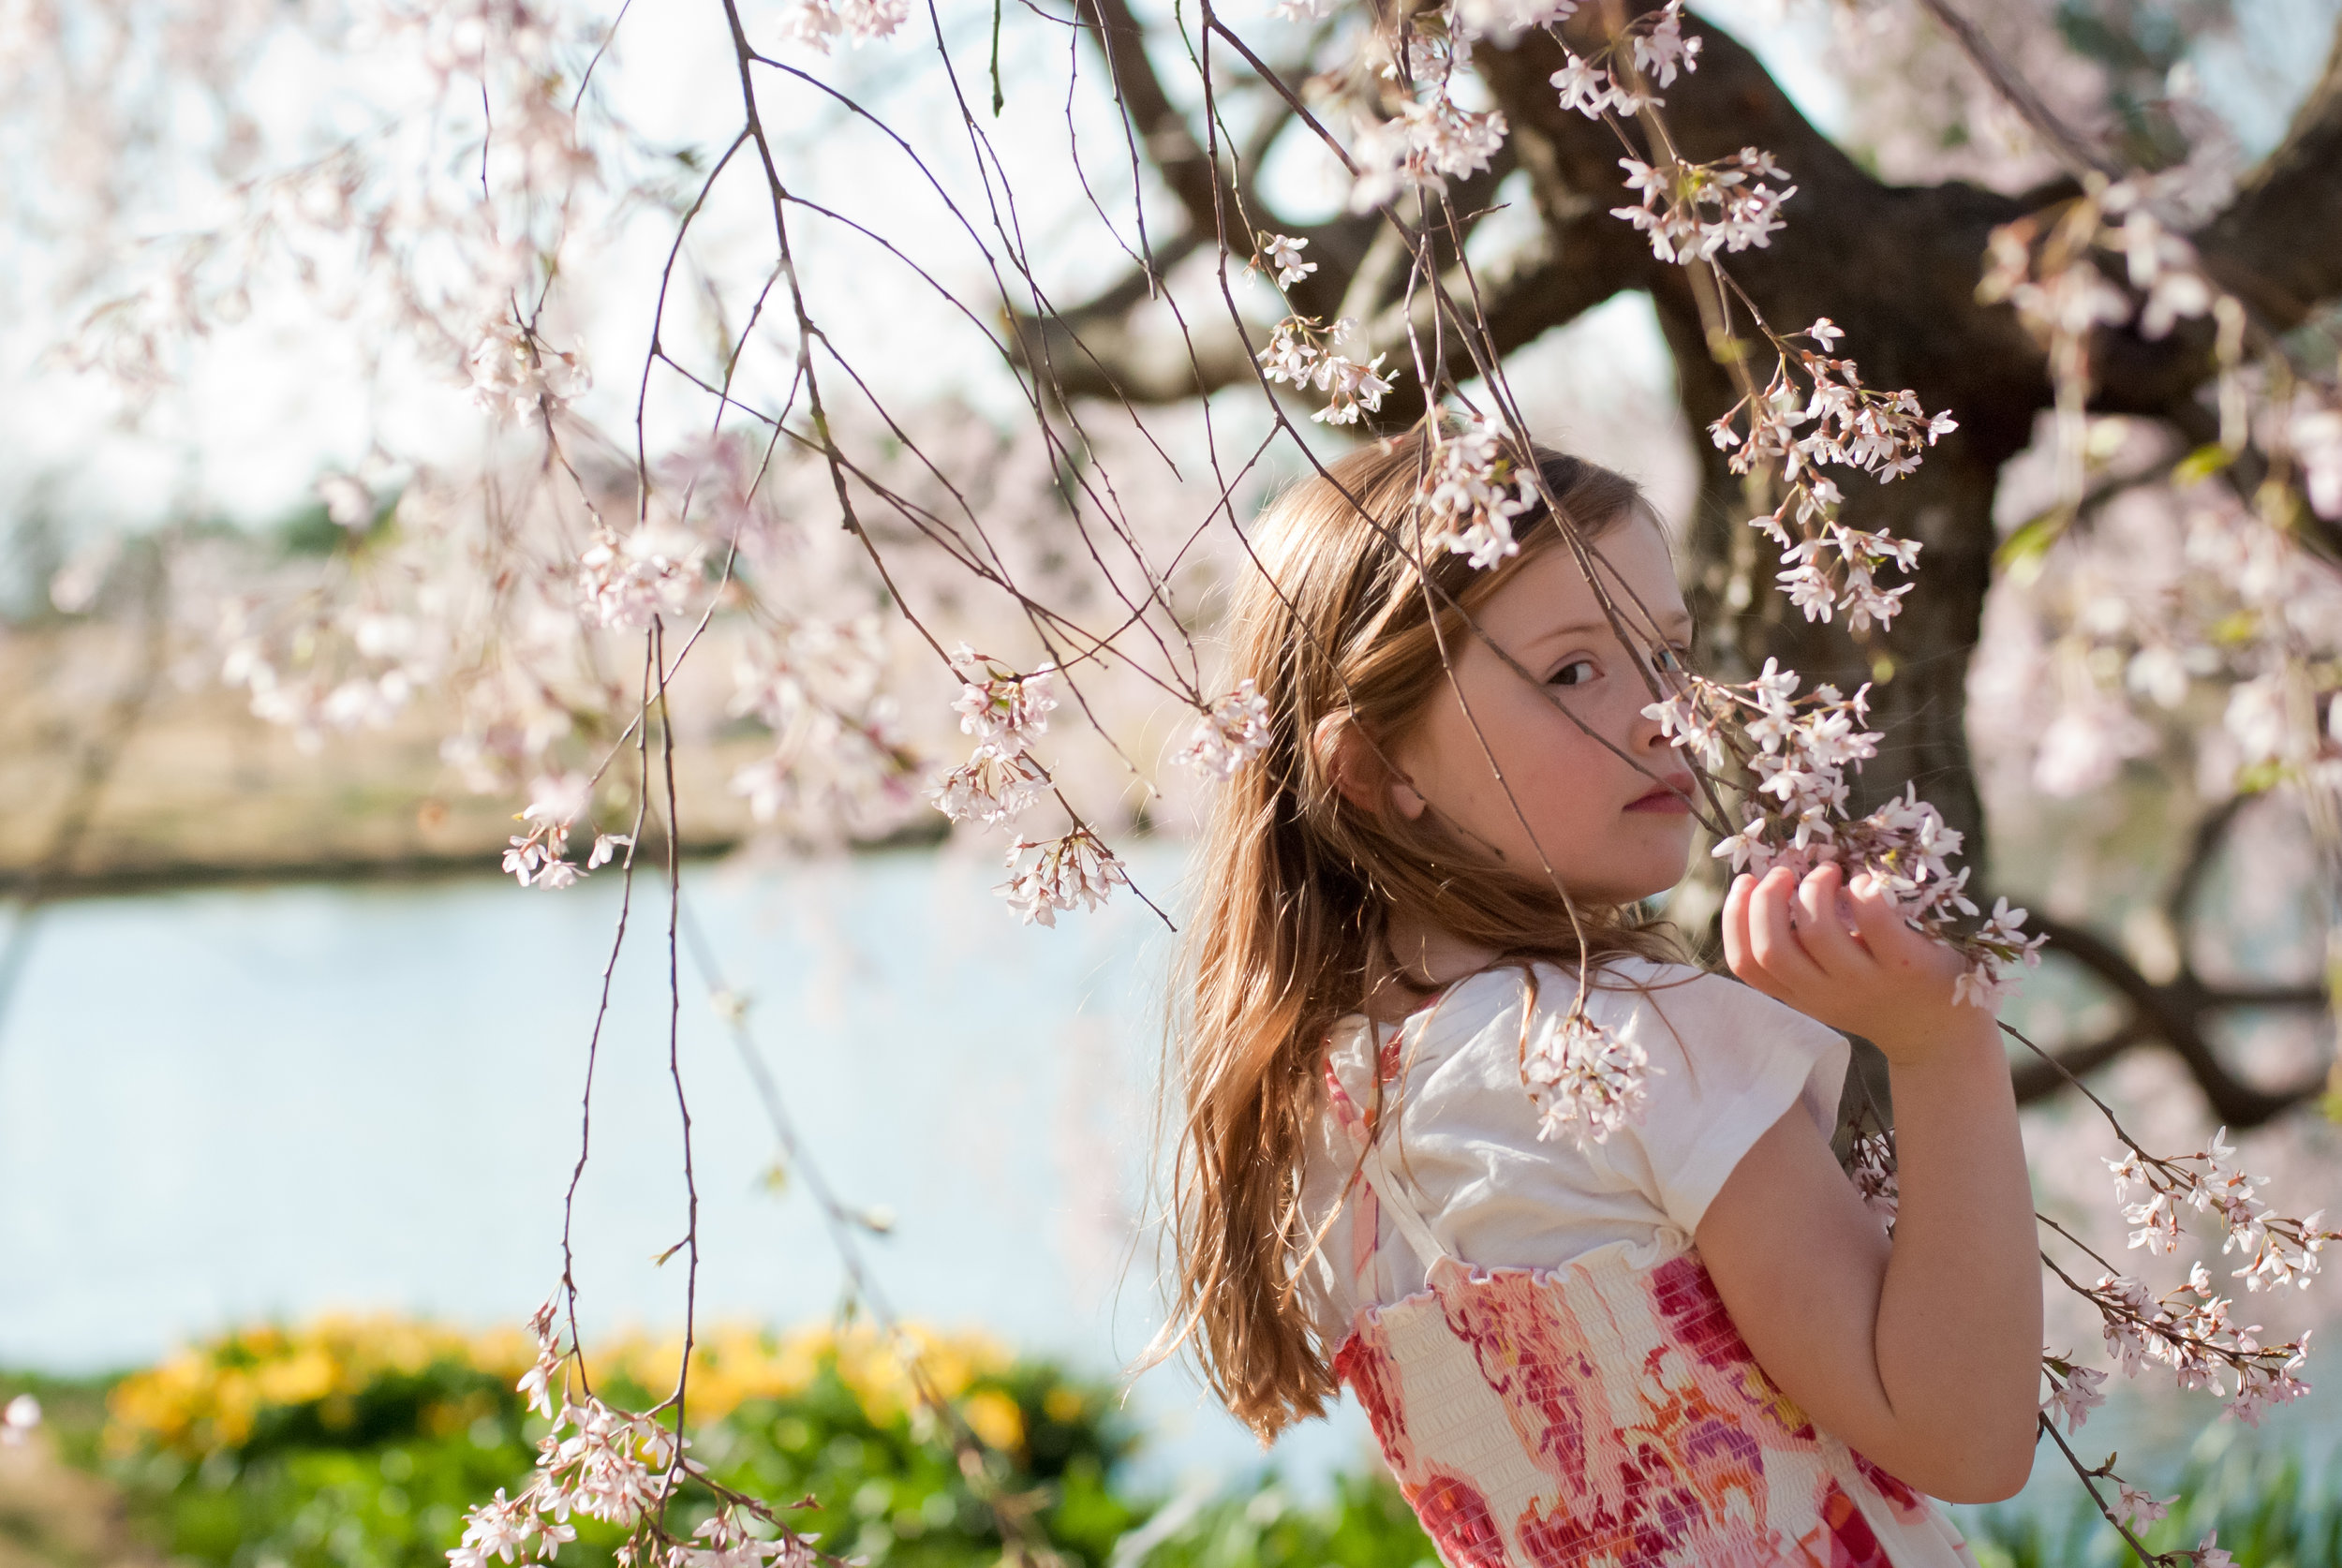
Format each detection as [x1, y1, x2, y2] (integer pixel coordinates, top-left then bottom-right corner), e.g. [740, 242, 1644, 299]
[1694, 862, 2042, 1503]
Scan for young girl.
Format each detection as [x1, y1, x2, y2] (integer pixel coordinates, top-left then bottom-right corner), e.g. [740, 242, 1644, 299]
[1166, 436, 2041, 1566]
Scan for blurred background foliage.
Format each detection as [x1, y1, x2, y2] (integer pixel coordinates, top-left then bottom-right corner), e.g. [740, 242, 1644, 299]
[7, 1317, 2342, 1568]
[4, 1315, 1447, 1568]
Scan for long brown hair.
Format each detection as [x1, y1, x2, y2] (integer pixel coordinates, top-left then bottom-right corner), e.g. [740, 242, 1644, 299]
[1162, 431, 1681, 1441]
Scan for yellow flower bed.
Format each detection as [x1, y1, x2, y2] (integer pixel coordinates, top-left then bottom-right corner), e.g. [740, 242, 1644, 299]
[108, 1315, 1021, 1461]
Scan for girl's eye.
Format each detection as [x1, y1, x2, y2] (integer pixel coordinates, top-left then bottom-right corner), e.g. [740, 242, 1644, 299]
[1550, 658, 1599, 688]
[1651, 644, 1690, 675]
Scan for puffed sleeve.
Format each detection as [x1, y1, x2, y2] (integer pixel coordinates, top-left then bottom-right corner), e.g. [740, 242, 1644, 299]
[1578, 960, 1850, 1238]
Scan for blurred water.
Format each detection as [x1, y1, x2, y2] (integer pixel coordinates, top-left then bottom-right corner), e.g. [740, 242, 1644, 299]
[0, 842, 1371, 1495]
[2, 845, 2335, 1525]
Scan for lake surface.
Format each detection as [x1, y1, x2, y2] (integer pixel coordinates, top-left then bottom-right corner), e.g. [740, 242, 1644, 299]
[0, 844, 1375, 1490]
[3, 845, 2335, 1519]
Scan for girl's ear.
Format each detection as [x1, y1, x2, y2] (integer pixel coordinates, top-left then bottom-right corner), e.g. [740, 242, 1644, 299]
[1317, 712, 1428, 821]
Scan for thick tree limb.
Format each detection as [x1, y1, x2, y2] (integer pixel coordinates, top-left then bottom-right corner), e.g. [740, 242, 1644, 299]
[2013, 799, 2332, 1126]
[2197, 22, 2342, 330]
[2023, 916, 2327, 1128]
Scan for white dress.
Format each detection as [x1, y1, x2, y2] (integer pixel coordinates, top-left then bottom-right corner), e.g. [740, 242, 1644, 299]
[1296, 957, 1978, 1568]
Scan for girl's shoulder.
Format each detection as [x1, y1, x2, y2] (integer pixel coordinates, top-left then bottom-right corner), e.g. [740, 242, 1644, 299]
[1578, 955, 1846, 1056]
[1413, 955, 1842, 1063]
[1405, 957, 1850, 1237]
[1327, 954, 1847, 1153]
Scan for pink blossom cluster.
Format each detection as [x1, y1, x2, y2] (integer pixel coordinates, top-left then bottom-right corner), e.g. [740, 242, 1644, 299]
[2109, 1130, 2334, 1293]
[2082, 1264, 2311, 1426]
[1413, 422, 1535, 570]
[1545, 0, 1695, 118]
[2038, 1351, 2107, 1433]
[1439, 0, 1576, 37]
[1255, 316, 1398, 426]
[577, 525, 710, 633]
[1000, 829, 1131, 927]
[1969, 451, 2341, 811]
[1705, 317, 1951, 477]
[776, 0, 910, 52]
[502, 773, 630, 889]
[451, 1309, 678, 1568]
[1519, 1001, 1653, 1153]
[667, 1511, 815, 1568]
[1645, 660, 2048, 1004]
[930, 645, 1056, 826]
[456, 1306, 821, 1568]
[1348, 96, 1509, 214]
[471, 317, 593, 422]
[2113, 1481, 2172, 1534]
[1845, 1128, 1898, 1221]
[1175, 680, 1272, 781]
[1253, 232, 1315, 290]
[1705, 321, 1957, 632]
[1611, 148, 1795, 263]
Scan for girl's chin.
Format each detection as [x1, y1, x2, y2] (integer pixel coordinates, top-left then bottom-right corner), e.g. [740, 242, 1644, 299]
[1564, 864, 1692, 910]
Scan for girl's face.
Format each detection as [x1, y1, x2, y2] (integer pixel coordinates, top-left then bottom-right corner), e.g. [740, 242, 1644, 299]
[1386, 513, 1697, 907]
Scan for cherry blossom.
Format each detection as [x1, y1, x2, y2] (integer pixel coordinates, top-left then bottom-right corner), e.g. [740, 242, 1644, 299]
[1549, 53, 1649, 118]
[1415, 422, 1535, 570]
[1628, 1, 1699, 89]
[1254, 232, 1315, 289]
[2107, 1129, 2335, 1293]
[1611, 148, 1795, 263]
[950, 647, 1058, 747]
[1176, 680, 1272, 781]
[1538, 0, 1700, 116]
[1348, 95, 1509, 212]
[776, 0, 909, 52]
[1645, 662, 2046, 1000]
[1448, 0, 1579, 42]
[469, 318, 591, 421]
[450, 1487, 562, 1568]
[1254, 316, 1398, 425]
[2113, 1483, 2171, 1533]
[578, 525, 708, 632]
[2039, 1353, 2106, 1433]
[670, 1511, 815, 1568]
[0, 1395, 38, 1446]
[1000, 831, 1130, 925]
[931, 743, 1046, 824]
[2079, 1264, 2314, 1423]
[1846, 1128, 1898, 1221]
[1520, 1002, 1653, 1153]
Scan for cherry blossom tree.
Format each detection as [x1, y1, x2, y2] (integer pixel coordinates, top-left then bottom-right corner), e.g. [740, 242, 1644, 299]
[5, 0, 2341, 1561]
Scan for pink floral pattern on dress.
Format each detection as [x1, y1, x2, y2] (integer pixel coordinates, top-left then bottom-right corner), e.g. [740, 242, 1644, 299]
[1429, 1260, 1620, 1499]
[1332, 1246, 1960, 1568]
[1334, 1315, 1420, 1476]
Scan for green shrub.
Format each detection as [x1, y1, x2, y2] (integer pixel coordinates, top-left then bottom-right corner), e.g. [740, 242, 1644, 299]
[37, 1322, 2342, 1568]
[77, 1316, 1159, 1568]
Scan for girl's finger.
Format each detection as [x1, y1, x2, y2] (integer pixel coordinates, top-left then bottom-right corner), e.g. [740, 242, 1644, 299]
[1792, 864, 1870, 979]
[1845, 874, 1927, 971]
[1722, 873, 1765, 991]
[1745, 865, 1831, 995]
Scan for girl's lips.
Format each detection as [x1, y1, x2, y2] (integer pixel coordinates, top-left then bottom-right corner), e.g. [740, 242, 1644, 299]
[1625, 776, 1697, 814]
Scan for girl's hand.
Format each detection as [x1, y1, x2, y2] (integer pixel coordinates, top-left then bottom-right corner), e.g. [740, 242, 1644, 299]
[1722, 863, 1983, 1065]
